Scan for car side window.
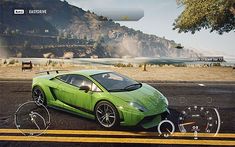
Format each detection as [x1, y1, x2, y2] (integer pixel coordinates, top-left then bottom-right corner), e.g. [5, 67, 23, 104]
[91, 83, 101, 92]
[56, 75, 69, 82]
[67, 75, 101, 91]
[58, 74, 102, 92]
[66, 75, 91, 88]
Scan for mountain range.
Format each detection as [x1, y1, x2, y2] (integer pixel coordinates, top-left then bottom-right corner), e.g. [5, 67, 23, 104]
[0, 0, 201, 58]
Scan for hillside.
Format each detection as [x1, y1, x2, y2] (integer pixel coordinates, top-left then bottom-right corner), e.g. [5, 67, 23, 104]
[0, 0, 201, 58]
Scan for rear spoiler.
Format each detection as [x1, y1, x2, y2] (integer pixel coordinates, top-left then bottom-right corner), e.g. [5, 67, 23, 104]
[35, 70, 68, 75]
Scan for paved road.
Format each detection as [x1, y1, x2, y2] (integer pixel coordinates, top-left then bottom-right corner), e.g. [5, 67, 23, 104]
[0, 80, 234, 146]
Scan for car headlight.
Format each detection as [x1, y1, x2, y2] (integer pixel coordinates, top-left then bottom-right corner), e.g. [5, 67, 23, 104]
[129, 102, 147, 112]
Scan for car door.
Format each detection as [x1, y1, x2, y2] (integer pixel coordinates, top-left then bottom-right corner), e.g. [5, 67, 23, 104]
[54, 74, 76, 105]
[59, 74, 93, 112]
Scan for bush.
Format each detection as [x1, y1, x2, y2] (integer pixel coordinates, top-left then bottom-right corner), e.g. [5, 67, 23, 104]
[1, 59, 7, 64]
[114, 63, 133, 67]
[126, 63, 133, 67]
[7, 59, 16, 64]
[46, 60, 58, 67]
[173, 64, 187, 67]
[51, 61, 57, 67]
[114, 63, 126, 67]
[212, 63, 221, 67]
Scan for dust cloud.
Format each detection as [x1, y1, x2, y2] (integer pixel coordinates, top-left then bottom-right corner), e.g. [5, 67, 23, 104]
[117, 35, 139, 57]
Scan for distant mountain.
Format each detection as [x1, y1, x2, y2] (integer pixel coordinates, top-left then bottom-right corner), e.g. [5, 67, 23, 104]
[0, 0, 201, 58]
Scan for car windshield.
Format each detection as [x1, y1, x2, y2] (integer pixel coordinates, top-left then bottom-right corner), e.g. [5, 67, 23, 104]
[91, 72, 142, 92]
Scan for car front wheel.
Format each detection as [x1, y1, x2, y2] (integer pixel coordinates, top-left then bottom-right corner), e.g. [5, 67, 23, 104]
[95, 101, 119, 128]
[32, 86, 46, 106]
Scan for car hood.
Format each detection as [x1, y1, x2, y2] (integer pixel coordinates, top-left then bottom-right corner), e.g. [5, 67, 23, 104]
[110, 83, 168, 114]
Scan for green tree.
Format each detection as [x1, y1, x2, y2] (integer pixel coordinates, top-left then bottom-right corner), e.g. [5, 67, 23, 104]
[173, 0, 235, 34]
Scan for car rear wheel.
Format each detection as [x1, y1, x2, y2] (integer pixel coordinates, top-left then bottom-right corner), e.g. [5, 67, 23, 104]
[32, 86, 46, 106]
[95, 101, 119, 128]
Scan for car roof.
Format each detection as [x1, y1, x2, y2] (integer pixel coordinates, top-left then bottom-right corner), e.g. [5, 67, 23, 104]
[68, 70, 112, 76]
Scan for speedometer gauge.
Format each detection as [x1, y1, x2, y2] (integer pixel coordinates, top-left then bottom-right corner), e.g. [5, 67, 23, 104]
[178, 106, 220, 139]
[157, 119, 175, 137]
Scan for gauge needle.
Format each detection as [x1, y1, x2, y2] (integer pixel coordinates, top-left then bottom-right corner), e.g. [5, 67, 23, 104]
[166, 128, 171, 133]
[180, 122, 196, 126]
[205, 123, 209, 130]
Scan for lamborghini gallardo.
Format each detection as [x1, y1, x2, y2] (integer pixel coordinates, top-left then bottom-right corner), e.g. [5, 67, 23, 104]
[32, 70, 169, 128]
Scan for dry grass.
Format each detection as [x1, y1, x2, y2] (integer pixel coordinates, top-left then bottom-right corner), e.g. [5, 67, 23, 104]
[0, 63, 235, 81]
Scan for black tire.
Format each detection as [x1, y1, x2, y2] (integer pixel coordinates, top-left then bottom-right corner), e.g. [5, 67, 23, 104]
[95, 101, 119, 128]
[32, 86, 47, 106]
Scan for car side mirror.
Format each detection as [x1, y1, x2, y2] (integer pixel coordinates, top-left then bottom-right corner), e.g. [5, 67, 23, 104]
[79, 86, 90, 93]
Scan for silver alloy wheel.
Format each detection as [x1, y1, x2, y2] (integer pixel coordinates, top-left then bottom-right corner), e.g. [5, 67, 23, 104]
[33, 88, 44, 105]
[96, 103, 116, 128]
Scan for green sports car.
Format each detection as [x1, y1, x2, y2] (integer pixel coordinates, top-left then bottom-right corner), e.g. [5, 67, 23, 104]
[32, 70, 169, 129]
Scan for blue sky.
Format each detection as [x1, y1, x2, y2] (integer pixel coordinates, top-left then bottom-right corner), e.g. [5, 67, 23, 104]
[66, 0, 235, 57]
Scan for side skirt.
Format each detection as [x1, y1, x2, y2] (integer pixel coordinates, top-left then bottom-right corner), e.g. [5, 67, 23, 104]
[48, 101, 95, 120]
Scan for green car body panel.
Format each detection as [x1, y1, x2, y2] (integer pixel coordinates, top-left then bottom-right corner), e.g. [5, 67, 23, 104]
[32, 70, 169, 129]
